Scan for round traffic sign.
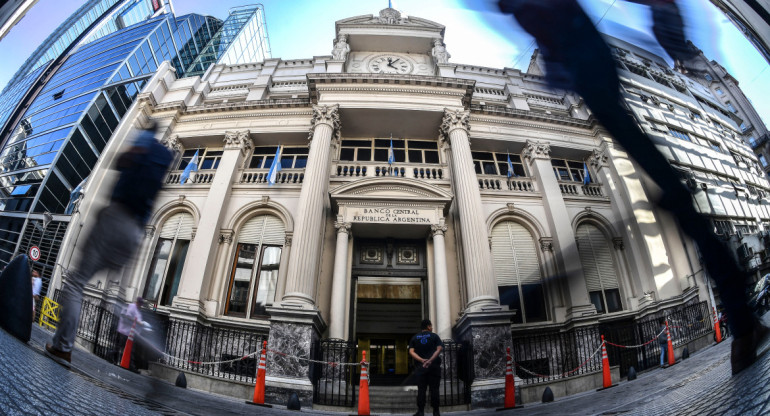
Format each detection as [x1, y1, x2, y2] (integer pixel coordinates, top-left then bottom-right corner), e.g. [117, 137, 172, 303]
[29, 246, 41, 261]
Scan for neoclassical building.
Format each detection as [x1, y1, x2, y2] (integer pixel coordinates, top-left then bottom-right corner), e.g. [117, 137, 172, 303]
[51, 7, 770, 409]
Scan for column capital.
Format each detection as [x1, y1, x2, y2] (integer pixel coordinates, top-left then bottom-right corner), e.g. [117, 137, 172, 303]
[431, 224, 448, 236]
[439, 108, 470, 142]
[219, 229, 234, 244]
[613, 237, 624, 251]
[522, 140, 551, 162]
[539, 237, 554, 252]
[309, 104, 341, 142]
[161, 135, 182, 153]
[589, 147, 609, 168]
[145, 225, 156, 239]
[285, 233, 293, 247]
[223, 130, 253, 155]
[334, 221, 351, 234]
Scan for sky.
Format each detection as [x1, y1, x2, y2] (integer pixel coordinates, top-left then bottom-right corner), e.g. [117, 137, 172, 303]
[0, 0, 767, 128]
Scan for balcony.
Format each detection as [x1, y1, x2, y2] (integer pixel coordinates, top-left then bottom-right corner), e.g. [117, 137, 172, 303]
[559, 181, 606, 198]
[332, 162, 448, 182]
[240, 168, 305, 185]
[165, 169, 216, 186]
[478, 175, 536, 193]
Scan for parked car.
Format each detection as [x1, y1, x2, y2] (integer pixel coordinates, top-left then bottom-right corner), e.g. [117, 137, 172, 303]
[748, 274, 770, 315]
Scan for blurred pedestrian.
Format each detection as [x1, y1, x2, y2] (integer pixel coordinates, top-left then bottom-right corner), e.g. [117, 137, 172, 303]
[31, 270, 41, 316]
[497, 0, 768, 376]
[45, 122, 173, 366]
[658, 318, 668, 367]
[409, 319, 443, 416]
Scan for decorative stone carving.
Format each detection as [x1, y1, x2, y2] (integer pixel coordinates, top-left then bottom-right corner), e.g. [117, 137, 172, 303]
[334, 221, 351, 234]
[223, 130, 253, 155]
[439, 109, 470, 141]
[219, 230, 234, 244]
[431, 39, 450, 64]
[506, 203, 515, 212]
[539, 237, 554, 252]
[145, 226, 156, 239]
[331, 34, 350, 61]
[431, 224, 447, 236]
[161, 135, 181, 152]
[378, 7, 402, 24]
[284, 234, 293, 247]
[308, 105, 341, 142]
[613, 237, 624, 250]
[589, 147, 609, 168]
[522, 140, 551, 161]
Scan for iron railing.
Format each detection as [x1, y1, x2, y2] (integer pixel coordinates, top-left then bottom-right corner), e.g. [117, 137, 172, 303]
[75, 297, 121, 363]
[511, 301, 713, 383]
[161, 319, 269, 383]
[311, 339, 357, 407]
[438, 339, 472, 406]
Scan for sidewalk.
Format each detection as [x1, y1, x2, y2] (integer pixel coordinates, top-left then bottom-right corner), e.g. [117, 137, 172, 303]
[1, 315, 769, 415]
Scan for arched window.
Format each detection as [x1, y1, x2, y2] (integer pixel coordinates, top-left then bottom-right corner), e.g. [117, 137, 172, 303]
[225, 214, 285, 318]
[491, 221, 547, 323]
[576, 223, 622, 314]
[143, 212, 194, 306]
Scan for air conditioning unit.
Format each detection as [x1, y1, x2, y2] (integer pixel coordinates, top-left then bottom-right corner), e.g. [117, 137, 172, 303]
[700, 183, 708, 190]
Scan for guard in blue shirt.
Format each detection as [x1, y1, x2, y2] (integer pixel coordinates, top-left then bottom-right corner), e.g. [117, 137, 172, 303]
[408, 319, 443, 416]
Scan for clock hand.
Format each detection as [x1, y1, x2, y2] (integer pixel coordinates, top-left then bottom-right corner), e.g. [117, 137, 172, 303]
[390, 58, 400, 65]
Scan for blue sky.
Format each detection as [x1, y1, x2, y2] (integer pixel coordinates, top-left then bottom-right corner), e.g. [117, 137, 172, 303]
[0, 0, 767, 128]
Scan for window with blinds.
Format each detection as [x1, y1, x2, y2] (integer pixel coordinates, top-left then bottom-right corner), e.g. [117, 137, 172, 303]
[576, 223, 622, 314]
[143, 212, 194, 307]
[225, 215, 285, 318]
[491, 221, 547, 323]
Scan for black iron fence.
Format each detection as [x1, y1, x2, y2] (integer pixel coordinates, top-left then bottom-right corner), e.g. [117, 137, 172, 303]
[75, 296, 122, 363]
[311, 339, 471, 407]
[512, 301, 713, 383]
[311, 339, 357, 407]
[161, 319, 269, 383]
[438, 339, 472, 406]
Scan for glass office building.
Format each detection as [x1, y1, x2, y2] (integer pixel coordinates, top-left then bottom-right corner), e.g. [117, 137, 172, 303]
[185, 4, 271, 77]
[0, 12, 221, 285]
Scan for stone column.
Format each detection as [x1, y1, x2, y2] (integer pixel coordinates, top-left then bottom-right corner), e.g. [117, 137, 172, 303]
[172, 130, 252, 315]
[431, 223, 452, 339]
[206, 229, 233, 315]
[328, 221, 351, 340]
[272, 233, 292, 303]
[281, 105, 340, 308]
[523, 140, 595, 318]
[440, 109, 499, 312]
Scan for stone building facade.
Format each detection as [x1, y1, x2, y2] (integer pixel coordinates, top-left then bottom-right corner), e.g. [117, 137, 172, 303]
[51, 7, 770, 409]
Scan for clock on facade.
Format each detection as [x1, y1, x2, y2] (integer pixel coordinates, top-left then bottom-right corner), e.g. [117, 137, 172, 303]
[368, 55, 413, 74]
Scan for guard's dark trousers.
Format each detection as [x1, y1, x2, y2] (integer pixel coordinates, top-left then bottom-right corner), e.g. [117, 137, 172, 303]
[415, 364, 440, 414]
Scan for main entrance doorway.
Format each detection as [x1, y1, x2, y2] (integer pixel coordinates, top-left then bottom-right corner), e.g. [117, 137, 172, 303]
[353, 239, 426, 385]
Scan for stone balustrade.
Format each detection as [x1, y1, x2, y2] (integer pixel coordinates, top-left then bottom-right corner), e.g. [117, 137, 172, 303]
[165, 169, 216, 185]
[477, 175, 536, 193]
[240, 168, 305, 185]
[558, 181, 606, 198]
[333, 162, 447, 181]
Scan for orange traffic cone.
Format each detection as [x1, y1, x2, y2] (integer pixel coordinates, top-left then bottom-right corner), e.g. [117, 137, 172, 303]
[598, 335, 614, 390]
[666, 321, 676, 366]
[713, 307, 722, 343]
[358, 350, 370, 416]
[503, 347, 518, 408]
[246, 340, 272, 407]
[120, 319, 137, 369]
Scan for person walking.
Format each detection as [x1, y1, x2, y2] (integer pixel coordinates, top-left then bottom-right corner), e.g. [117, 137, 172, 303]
[408, 319, 443, 416]
[658, 318, 668, 367]
[31, 270, 41, 316]
[45, 123, 173, 366]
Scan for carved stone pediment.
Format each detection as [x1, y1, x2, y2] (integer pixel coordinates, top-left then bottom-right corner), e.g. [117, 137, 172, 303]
[330, 177, 453, 220]
[335, 9, 444, 29]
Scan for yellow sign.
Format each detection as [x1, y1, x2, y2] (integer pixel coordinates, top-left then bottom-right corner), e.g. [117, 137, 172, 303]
[38, 297, 60, 330]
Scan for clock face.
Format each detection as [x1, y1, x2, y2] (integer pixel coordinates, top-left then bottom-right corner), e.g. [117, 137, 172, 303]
[368, 55, 413, 74]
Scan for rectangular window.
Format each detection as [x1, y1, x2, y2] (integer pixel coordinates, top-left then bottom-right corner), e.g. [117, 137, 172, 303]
[498, 285, 523, 324]
[472, 151, 526, 177]
[551, 158, 586, 182]
[178, 148, 223, 170]
[669, 128, 691, 142]
[225, 244, 281, 318]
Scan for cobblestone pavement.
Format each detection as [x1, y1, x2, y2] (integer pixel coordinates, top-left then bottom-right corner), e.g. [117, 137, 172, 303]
[2, 314, 769, 415]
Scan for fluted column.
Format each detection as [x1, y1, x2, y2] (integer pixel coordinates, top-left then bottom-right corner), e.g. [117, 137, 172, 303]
[440, 109, 499, 311]
[431, 223, 452, 339]
[282, 105, 340, 307]
[329, 221, 351, 340]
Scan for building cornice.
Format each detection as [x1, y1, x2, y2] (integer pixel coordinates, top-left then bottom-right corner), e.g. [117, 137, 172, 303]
[307, 73, 475, 107]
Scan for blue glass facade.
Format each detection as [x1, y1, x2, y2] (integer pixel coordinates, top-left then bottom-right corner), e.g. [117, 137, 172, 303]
[0, 12, 221, 266]
[185, 5, 271, 78]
